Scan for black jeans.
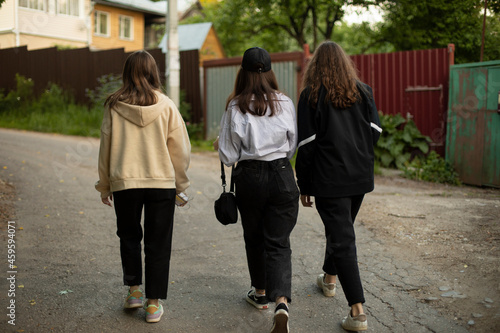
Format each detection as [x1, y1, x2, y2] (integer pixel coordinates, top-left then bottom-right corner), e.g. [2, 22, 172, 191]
[315, 195, 365, 306]
[113, 188, 176, 300]
[234, 158, 299, 303]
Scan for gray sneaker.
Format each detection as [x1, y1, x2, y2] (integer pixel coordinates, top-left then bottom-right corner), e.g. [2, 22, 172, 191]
[317, 273, 336, 297]
[341, 312, 367, 331]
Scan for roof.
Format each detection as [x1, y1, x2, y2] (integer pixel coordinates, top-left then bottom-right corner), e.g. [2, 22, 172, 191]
[95, 0, 167, 16]
[160, 22, 213, 53]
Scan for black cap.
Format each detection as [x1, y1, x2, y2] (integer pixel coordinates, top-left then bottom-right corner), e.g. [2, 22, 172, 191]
[241, 47, 271, 73]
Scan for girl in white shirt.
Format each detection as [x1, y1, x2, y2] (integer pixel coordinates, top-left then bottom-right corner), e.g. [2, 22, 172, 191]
[216, 47, 299, 333]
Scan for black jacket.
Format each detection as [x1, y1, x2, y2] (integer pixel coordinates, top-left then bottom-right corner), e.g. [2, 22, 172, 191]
[295, 82, 382, 197]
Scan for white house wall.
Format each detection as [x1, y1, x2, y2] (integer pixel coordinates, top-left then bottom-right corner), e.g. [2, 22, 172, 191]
[0, 0, 91, 48]
[0, 0, 15, 31]
[18, 0, 89, 43]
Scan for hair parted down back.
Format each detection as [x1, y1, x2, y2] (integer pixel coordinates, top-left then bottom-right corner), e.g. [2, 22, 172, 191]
[302, 41, 361, 109]
[105, 50, 162, 110]
[226, 68, 281, 117]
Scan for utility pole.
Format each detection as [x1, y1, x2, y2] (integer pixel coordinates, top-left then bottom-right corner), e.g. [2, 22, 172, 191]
[166, 0, 180, 106]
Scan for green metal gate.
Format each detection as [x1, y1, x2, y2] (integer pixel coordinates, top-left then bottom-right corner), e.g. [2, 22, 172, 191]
[446, 60, 500, 187]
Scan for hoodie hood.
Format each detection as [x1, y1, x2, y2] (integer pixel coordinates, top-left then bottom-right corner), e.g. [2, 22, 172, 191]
[114, 92, 168, 127]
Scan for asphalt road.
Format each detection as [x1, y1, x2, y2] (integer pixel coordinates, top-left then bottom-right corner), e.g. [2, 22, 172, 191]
[0, 128, 469, 333]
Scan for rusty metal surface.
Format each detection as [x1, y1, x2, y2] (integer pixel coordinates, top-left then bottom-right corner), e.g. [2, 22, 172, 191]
[446, 60, 500, 187]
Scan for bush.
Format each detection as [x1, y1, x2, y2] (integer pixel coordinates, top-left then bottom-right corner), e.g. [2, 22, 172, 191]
[403, 151, 461, 185]
[85, 74, 122, 108]
[0, 74, 35, 113]
[0, 74, 102, 137]
[177, 90, 205, 141]
[34, 83, 74, 113]
[375, 112, 431, 169]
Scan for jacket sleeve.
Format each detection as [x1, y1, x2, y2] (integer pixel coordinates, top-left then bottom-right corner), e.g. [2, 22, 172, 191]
[95, 108, 112, 198]
[364, 84, 382, 144]
[167, 104, 191, 193]
[295, 89, 317, 195]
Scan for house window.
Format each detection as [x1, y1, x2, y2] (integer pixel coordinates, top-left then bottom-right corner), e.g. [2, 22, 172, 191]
[57, 0, 80, 16]
[94, 11, 110, 37]
[18, 0, 45, 11]
[119, 16, 134, 41]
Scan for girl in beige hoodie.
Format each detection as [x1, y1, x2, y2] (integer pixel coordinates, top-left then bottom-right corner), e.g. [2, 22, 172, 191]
[95, 50, 190, 323]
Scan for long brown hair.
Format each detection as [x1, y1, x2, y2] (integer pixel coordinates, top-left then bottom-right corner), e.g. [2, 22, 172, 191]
[105, 50, 162, 109]
[226, 68, 280, 116]
[302, 41, 361, 109]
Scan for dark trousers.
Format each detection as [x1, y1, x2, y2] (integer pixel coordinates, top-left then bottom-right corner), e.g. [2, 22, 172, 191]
[315, 195, 365, 306]
[234, 158, 299, 303]
[113, 188, 176, 300]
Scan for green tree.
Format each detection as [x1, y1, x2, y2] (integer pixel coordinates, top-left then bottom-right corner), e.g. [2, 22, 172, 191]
[182, 0, 376, 57]
[331, 21, 394, 55]
[182, 2, 297, 57]
[377, 0, 500, 63]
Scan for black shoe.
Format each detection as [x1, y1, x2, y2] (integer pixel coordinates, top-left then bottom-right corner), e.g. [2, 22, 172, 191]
[246, 289, 269, 309]
[271, 303, 289, 333]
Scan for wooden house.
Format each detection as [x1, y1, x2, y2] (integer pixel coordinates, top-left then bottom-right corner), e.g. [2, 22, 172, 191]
[0, 0, 166, 51]
[91, 0, 166, 52]
[160, 22, 225, 66]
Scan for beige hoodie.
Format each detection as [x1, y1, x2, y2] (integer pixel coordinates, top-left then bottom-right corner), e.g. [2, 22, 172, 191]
[95, 91, 190, 198]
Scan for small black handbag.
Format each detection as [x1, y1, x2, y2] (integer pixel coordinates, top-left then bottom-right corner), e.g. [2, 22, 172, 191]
[214, 161, 238, 225]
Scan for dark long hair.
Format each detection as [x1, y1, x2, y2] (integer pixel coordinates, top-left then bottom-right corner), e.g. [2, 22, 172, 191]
[302, 41, 361, 109]
[225, 68, 280, 116]
[105, 50, 162, 109]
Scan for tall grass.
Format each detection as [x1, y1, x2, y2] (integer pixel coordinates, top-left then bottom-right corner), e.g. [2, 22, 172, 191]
[0, 104, 103, 137]
[0, 75, 102, 137]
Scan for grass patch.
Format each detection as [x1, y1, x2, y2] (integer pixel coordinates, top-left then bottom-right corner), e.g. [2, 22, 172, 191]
[191, 140, 216, 152]
[0, 106, 102, 137]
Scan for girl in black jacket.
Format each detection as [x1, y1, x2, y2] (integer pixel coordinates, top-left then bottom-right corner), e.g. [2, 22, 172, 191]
[295, 41, 382, 332]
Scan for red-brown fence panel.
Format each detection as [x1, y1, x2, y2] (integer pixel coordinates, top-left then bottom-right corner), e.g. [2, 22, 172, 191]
[0, 47, 170, 106]
[351, 46, 453, 155]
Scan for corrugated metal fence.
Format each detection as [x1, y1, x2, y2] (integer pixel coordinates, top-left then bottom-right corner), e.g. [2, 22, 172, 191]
[203, 51, 303, 139]
[204, 47, 453, 155]
[352, 46, 453, 156]
[0, 46, 165, 104]
[0, 46, 201, 120]
[1, 45, 453, 150]
[179, 49, 202, 123]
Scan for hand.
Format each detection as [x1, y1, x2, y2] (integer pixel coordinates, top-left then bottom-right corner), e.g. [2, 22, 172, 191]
[213, 136, 219, 151]
[300, 195, 313, 207]
[102, 194, 113, 207]
[176, 192, 188, 207]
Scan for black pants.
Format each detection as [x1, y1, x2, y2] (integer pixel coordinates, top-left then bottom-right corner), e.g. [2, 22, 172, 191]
[315, 195, 366, 306]
[234, 158, 299, 303]
[113, 188, 176, 300]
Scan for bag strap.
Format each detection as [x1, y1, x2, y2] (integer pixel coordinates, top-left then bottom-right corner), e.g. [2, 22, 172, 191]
[220, 161, 235, 193]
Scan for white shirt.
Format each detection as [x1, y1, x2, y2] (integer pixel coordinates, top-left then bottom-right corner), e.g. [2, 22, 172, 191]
[218, 92, 297, 166]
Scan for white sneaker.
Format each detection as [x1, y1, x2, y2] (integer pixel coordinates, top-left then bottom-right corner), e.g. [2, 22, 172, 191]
[317, 273, 336, 297]
[341, 312, 367, 331]
[270, 303, 289, 333]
